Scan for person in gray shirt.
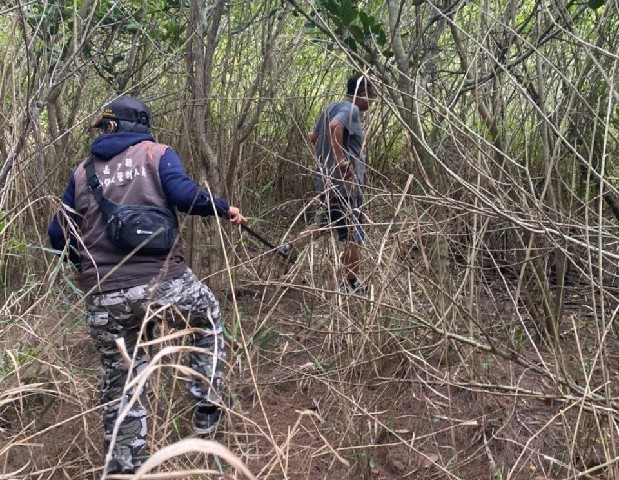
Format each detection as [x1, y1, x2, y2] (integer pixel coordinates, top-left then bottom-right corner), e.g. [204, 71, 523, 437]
[279, 76, 376, 292]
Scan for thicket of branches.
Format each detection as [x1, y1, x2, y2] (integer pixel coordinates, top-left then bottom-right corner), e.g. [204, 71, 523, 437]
[2, 0, 619, 479]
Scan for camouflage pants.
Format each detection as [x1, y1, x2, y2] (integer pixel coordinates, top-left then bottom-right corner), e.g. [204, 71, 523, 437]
[85, 268, 226, 473]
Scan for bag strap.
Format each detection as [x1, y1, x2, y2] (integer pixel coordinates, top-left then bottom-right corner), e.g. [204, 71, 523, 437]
[84, 157, 117, 219]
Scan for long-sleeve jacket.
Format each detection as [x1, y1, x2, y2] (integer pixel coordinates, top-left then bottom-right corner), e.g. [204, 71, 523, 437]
[48, 132, 230, 293]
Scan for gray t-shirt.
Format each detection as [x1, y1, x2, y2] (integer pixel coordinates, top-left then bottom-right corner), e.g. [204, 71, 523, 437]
[313, 100, 365, 204]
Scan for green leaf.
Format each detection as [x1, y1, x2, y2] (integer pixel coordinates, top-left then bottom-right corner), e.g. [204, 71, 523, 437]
[42, 247, 65, 256]
[587, 0, 605, 8]
[358, 10, 370, 27]
[370, 22, 384, 35]
[339, 4, 358, 25]
[376, 30, 387, 46]
[412, 0, 425, 5]
[318, 0, 339, 16]
[350, 25, 365, 42]
[344, 36, 358, 53]
[124, 21, 141, 33]
[364, 52, 376, 64]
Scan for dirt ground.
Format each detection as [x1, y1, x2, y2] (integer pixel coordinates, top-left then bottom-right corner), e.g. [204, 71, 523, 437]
[2, 253, 619, 479]
[220, 285, 618, 480]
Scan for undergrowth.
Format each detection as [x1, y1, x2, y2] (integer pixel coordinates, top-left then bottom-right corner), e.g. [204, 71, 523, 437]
[2, 193, 619, 480]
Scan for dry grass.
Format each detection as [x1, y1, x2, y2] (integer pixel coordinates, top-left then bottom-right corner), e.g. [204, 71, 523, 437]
[2, 3, 619, 477]
[2, 191, 619, 480]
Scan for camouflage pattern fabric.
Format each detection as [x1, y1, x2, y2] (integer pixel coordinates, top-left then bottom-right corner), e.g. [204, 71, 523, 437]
[86, 268, 226, 473]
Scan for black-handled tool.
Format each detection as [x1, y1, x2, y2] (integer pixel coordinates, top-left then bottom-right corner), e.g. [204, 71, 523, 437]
[215, 206, 295, 263]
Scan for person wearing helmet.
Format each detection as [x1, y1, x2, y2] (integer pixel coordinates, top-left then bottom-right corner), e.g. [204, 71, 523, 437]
[48, 95, 245, 475]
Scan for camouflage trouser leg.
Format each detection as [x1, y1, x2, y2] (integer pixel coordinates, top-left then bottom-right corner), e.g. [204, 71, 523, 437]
[86, 268, 226, 472]
[86, 292, 149, 474]
[145, 268, 226, 407]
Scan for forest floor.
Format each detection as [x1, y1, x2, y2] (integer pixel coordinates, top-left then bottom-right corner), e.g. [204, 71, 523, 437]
[216, 279, 619, 480]
[2, 214, 619, 479]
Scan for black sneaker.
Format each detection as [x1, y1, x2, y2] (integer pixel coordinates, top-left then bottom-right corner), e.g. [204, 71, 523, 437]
[276, 243, 298, 264]
[193, 405, 222, 435]
[338, 277, 366, 294]
[106, 466, 136, 476]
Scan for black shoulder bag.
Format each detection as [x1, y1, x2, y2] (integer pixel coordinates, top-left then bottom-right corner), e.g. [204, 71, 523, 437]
[84, 157, 179, 255]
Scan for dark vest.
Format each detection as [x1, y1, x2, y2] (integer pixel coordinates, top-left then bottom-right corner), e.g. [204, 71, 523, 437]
[74, 141, 186, 293]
